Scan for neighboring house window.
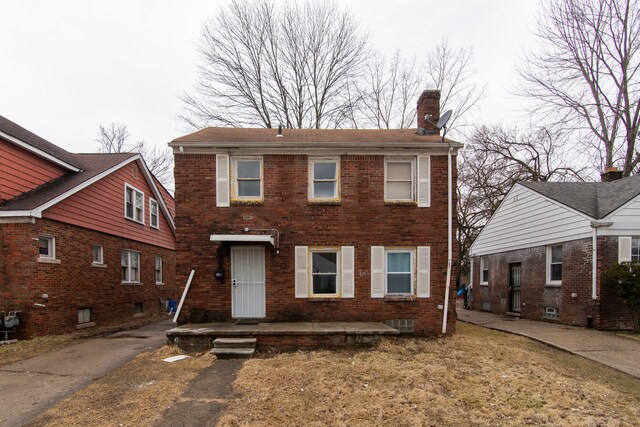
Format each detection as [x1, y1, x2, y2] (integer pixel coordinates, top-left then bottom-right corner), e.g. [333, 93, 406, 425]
[149, 198, 159, 229]
[547, 245, 562, 285]
[384, 158, 415, 202]
[632, 238, 640, 265]
[480, 256, 489, 285]
[38, 236, 55, 259]
[386, 249, 414, 295]
[125, 184, 144, 224]
[134, 302, 144, 314]
[78, 308, 91, 324]
[155, 255, 163, 284]
[92, 245, 103, 264]
[121, 250, 140, 283]
[231, 156, 263, 201]
[309, 158, 340, 201]
[311, 249, 339, 296]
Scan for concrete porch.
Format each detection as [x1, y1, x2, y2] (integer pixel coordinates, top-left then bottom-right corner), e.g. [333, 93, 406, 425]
[166, 321, 400, 353]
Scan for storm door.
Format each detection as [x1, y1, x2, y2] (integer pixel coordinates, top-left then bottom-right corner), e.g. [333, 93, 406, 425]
[509, 263, 522, 313]
[231, 246, 265, 318]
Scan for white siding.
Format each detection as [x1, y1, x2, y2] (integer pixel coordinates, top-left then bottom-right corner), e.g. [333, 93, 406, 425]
[600, 195, 640, 236]
[471, 184, 593, 256]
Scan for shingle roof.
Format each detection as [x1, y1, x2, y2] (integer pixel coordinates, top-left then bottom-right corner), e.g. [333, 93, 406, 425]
[0, 115, 82, 169]
[520, 174, 640, 219]
[0, 153, 136, 211]
[172, 127, 451, 144]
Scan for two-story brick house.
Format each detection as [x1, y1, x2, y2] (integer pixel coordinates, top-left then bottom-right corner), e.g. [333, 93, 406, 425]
[0, 115, 177, 338]
[170, 91, 461, 335]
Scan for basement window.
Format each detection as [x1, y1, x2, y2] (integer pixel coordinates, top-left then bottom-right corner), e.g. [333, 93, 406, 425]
[134, 302, 144, 315]
[78, 308, 92, 324]
[543, 307, 559, 320]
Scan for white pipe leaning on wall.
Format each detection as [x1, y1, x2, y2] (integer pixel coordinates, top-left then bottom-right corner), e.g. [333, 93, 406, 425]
[173, 270, 196, 323]
[442, 145, 454, 334]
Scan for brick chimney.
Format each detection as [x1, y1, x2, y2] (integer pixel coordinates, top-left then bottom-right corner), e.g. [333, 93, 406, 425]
[600, 167, 623, 182]
[416, 90, 440, 134]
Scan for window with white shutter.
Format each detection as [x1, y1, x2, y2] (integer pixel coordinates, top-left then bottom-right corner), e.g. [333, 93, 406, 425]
[384, 158, 415, 202]
[371, 246, 385, 298]
[417, 156, 430, 207]
[341, 246, 355, 298]
[295, 246, 309, 298]
[416, 246, 430, 298]
[216, 154, 230, 207]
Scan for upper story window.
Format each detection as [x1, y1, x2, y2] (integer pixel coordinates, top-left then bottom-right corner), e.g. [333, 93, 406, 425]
[121, 250, 140, 284]
[231, 156, 263, 201]
[149, 198, 159, 229]
[124, 184, 144, 224]
[38, 235, 55, 259]
[309, 158, 340, 201]
[480, 256, 489, 285]
[546, 245, 563, 285]
[384, 158, 415, 202]
[386, 249, 414, 295]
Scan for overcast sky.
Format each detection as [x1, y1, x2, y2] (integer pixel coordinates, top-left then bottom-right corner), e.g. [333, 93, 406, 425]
[0, 0, 541, 154]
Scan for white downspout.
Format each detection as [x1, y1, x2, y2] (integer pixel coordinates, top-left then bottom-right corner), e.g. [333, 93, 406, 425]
[442, 145, 453, 334]
[173, 270, 195, 323]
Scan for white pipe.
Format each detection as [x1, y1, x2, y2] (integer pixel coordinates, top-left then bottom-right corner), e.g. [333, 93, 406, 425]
[442, 145, 453, 334]
[173, 270, 195, 323]
[592, 227, 598, 300]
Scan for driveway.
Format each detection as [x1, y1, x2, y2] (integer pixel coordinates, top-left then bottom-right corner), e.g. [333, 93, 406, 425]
[0, 319, 173, 426]
[457, 309, 640, 379]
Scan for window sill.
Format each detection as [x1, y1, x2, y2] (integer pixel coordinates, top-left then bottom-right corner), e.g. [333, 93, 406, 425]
[231, 200, 263, 205]
[38, 257, 61, 264]
[76, 322, 95, 330]
[122, 282, 143, 286]
[133, 313, 147, 318]
[384, 295, 417, 302]
[308, 297, 342, 302]
[480, 282, 489, 287]
[92, 262, 107, 268]
[155, 282, 165, 286]
[384, 201, 417, 206]
[545, 283, 562, 288]
[125, 217, 145, 226]
[308, 200, 342, 205]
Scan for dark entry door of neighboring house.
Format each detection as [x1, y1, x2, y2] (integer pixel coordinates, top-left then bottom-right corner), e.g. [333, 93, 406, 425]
[509, 263, 522, 313]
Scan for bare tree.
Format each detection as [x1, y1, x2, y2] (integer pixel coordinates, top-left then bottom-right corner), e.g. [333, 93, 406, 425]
[518, 0, 640, 176]
[180, 0, 368, 130]
[95, 123, 174, 191]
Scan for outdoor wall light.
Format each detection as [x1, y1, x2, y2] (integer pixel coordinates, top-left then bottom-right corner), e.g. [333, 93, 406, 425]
[215, 269, 225, 281]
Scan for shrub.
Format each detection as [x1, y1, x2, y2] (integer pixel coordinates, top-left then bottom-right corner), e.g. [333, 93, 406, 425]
[601, 263, 640, 333]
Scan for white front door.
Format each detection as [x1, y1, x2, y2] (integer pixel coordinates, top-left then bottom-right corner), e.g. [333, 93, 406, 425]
[231, 246, 266, 318]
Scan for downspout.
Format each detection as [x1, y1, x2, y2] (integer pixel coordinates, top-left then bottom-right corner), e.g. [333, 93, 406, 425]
[590, 221, 613, 301]
[442, 144, 453, 334]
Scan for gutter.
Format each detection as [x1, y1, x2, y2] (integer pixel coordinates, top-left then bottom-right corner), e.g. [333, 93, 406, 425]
[442, 144, 454, 334]
[590, 221, 613, 300]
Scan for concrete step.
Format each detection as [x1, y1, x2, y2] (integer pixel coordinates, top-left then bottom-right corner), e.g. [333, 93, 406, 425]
[210, 346, 256, 358]
[213, 337, 257, 348]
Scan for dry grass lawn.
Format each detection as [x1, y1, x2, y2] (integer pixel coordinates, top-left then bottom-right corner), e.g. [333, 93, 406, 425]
[25, 323, 640, 426]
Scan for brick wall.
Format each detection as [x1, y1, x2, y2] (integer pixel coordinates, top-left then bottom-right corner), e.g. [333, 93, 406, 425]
[174, 153, 457, 336]
[0, 218, 177, 338]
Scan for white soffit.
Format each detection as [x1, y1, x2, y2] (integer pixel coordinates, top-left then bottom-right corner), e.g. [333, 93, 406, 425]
[210, 234, 275, 246]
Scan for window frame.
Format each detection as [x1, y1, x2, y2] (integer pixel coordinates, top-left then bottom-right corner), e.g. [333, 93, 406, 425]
[308, 157, 340, 201]
[309, 247, 341, 298]
[546, 244, 563, 286]
[385, 248, 415, 296]
[78, 308, 92, 324]
[124, 183, 145, 224]
[149, 198, 159, 229]
[92, 245, 104, 265]
[231, 156, 264, 202]
[384, 157, 416, 202]
[121, 250, 141, 284]
[155, 255, 163, 284]
[480, 255, 489, 286]
[38, 235, 56, 259]
[632, 238, 640, 265]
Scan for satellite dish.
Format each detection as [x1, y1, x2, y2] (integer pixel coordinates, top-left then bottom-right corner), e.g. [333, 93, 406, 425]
[436, 110, 453, 129]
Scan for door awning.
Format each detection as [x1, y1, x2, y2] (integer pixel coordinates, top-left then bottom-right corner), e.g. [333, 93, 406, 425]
[210, 234, 275, 246]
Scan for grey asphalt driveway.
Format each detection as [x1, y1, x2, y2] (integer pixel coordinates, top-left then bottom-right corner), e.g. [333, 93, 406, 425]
[0, 319, 173, 427]
[458, 309, 640, 379]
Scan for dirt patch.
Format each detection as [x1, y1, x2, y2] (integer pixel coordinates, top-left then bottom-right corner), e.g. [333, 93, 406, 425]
[0, 315, 169, 367]
[28, 346, 214, 427]
[218, 323, 640, 426]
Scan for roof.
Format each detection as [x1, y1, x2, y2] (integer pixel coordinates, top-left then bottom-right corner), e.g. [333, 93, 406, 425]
[0, 153, 136, 211]
[520, 174, 640, 219]
[0, 115, 82, 170]
[172, 127, 455, 145]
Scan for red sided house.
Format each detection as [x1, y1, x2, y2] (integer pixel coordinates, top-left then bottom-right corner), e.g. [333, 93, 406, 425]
[469, 170, 640, 330]
[170, 91, 461, 336]
[0, 115, 177, 338]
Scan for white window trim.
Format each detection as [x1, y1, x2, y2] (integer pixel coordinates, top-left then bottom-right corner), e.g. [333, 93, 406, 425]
[78, 308, 91, 324]
[231, 156, 264, 202]
[384, 157, 416, 202]
[149, 198, 159, 229]
[37, 235, 59, 262]
[308, 157, 340, 201]
[309, 247, 341, 298]
[385, 248, 415, 296]
[546, 245, 562, 286]
[155, 255, 164, 284]
[480, 256, 489, 286]
[121, 250, 141, 284]
[124, 183, 145, 224]
[92, 244, 104, 266]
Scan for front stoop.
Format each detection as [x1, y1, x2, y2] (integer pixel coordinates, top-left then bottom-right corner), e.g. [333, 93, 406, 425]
[211, 337, 257, 358]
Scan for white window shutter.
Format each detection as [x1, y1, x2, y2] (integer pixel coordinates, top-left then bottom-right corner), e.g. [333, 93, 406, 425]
[416, 246, 431, 298]
[216, 154, 230, 207]
[295, 246, 309, 298]
[341, 246, 355, 298]
[417, 156, 430, 207]
[371, 246, 384, 298]
[619, 236, 632, 263]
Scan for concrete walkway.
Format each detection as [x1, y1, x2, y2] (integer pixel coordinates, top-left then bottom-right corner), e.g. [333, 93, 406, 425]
[0, 319, 173, 427]
[457, 309, 640, 379]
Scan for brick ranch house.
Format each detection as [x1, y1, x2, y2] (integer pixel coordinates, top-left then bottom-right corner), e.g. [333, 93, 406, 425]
[469, 170, 640, 330]
[170, 91, 461, 336]
[0, 115, 177, 338]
